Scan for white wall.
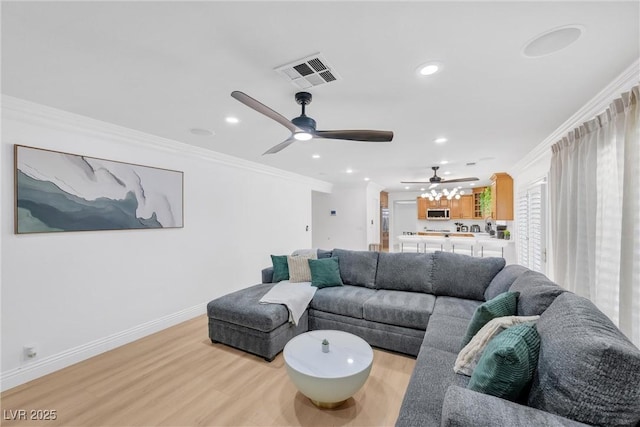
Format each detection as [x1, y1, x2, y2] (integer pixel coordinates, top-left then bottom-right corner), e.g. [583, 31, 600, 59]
[312, 184, 369, 250]
[1, 97, 331, 390]
[365, 182, 384, 247]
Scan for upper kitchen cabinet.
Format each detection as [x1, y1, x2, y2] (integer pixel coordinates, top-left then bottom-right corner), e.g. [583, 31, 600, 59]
[473, 186, 487, 219]
[450, 195, 474, 219]
[417, 197, 427, 219]
[490, 173, 514, 220]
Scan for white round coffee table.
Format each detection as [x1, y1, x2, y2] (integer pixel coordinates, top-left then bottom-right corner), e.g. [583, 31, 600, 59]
[283, 330, 373, 409]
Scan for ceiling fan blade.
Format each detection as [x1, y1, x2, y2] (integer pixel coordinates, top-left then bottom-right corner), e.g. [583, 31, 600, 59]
[441, 177, 480, 183]
[315, 130, 393, 142]
[263, 137, 296, 155]
[231, 91, 299, 133]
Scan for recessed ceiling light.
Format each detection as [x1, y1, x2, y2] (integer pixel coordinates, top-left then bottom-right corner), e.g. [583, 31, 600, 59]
[416, 61, 442, 76]
[522, 25, 584, 58]
[312, 154, 320, 159]
[434, 137, 448, 144]
[444, 171, 451, 175]
[190, 128, 214, 136]
[440, 160, 449, 165]
[405, 186, 410, 190]
[470, 183, 476, 186]
[364, 177, 370, 181]
[346, 168, 353, 174]
[225, 116, 239, 124]
[420, 187, 426, 191]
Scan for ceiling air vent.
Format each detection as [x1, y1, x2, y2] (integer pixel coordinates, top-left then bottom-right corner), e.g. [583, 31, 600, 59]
[275, 53, 341, 89]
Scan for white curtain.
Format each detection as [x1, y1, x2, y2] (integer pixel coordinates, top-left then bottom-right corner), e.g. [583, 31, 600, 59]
[550, 86, 639, 346]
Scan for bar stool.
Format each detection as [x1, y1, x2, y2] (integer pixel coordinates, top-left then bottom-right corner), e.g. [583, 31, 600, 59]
[398, 236, 422, 253]
[479, 239, 508, 258]
[450, 237, 476, 257]
[422, 236, 447, 253]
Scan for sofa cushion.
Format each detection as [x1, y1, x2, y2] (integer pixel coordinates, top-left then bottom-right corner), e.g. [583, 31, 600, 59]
[362, 290, 435, 330]
[396, 347, 469, 427]
[432, 251, 505, 301]
[528, 292, 640, 426]
[509, 270, 566, 316]
[462, 291, 519, 346]
[374, 252, 434, 293]
[317, 249, 333, 259]
[422, 314, 470, 354]
[468, 322, 541, 401]
[432, 296, 483, 320]
[441, 386, 592, 427]
[331, 249, 379, 288]
[484, 264, 529, 301]
[207, 283, 288, 333]
[270, 255, 289, 282]
[309, 284, 377, 319]
[308, 257, 343, 289]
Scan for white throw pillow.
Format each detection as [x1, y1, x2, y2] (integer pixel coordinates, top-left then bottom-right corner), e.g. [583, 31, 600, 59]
[454, 315, 540, 376]
[287, 253, 317, 283]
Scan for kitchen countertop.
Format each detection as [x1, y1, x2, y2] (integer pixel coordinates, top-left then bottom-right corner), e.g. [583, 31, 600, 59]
[398, 233, 514, 245]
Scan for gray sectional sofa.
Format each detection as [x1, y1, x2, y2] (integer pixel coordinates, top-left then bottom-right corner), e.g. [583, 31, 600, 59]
[207, 249, 640, 426]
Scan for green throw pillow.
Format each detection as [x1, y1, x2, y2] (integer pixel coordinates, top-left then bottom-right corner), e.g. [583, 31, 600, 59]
[271, 255, 289, 282]
[462, 291, 519, 346]
[308, 257, 343, 289]
[468, 322, 541, 401]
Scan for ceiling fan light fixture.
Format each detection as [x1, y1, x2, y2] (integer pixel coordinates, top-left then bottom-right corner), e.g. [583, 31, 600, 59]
[417, 61, 442, 76]
[294, 131, 313, 141]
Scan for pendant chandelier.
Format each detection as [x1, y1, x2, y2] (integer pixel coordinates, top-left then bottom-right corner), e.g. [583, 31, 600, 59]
[420, 186, 466, 201]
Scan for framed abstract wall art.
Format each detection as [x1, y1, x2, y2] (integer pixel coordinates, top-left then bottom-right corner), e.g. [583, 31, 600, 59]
[15, 145, 184, 234]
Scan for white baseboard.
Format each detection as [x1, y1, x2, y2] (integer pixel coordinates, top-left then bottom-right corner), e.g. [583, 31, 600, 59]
[0, 303, 207, 392]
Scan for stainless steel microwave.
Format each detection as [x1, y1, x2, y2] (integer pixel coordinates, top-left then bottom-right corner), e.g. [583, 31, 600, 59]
[427, 208, 450, 220]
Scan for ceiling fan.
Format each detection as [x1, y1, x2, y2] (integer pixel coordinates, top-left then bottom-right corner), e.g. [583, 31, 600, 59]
[231, 91, 394, 154]
[402, 166, 479, 185]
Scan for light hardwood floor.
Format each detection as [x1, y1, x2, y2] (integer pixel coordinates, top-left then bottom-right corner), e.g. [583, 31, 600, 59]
[1, 315, 416, 426]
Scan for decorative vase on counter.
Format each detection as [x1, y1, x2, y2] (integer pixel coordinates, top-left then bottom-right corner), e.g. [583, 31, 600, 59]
[322, 339, 330, 353]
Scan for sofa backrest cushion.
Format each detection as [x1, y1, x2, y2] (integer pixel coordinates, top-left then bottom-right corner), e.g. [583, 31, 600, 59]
[331, 249, 379, 288]
[509, 270, 566, 316]
[431, 252, 505, 301]
[374, 252, 434, 293]
[484, 264, 529, 301]
[528, 292, 640, 426]
[317, 249, 333, 259]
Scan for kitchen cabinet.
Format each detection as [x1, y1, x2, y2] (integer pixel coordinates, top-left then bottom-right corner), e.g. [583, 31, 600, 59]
[426, 198, 449, 208]
[490, 173, 514, 220]
[417, 197, 427, 219]
[473, 187, 487, 219]
[450, 195, 474, 219]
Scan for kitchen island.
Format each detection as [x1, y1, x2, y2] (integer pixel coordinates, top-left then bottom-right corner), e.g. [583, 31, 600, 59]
[397, 232, 515, 263]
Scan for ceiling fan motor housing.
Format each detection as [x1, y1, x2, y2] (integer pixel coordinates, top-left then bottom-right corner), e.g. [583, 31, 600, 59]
[292, 115, 316, 132]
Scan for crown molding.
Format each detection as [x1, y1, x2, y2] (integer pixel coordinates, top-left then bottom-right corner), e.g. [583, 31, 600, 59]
[510, 58, 640, 175]
[1, 95, 333, 193]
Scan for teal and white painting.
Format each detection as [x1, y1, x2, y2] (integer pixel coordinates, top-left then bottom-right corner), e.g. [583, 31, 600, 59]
[15, 145, 184, 234]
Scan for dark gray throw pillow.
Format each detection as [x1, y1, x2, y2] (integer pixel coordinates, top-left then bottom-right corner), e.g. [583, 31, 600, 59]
[509, 270, 566, 316]
[431, 251, 505, 301]
[528, 292, 640, 426]
[331, 249, 379, 288]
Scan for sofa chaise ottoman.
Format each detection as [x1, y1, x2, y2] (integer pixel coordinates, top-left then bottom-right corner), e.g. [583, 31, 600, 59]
[207, 283, 308, 361]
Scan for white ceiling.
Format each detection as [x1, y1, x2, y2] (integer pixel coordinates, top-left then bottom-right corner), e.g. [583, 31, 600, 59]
[2, 1, 639, 192]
